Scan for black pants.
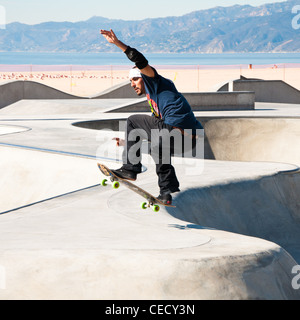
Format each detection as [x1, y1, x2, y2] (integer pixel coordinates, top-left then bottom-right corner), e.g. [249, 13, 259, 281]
[122, 114, 187, 194]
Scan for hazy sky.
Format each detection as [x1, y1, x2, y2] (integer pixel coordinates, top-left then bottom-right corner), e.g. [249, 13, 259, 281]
[0, 0, 287, 24]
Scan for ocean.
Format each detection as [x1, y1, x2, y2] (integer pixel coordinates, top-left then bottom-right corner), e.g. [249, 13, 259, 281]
[1, 52, 300, 66]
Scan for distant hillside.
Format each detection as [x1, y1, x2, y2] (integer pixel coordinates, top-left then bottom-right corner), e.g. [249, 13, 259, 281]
[0, 0, 299, 53]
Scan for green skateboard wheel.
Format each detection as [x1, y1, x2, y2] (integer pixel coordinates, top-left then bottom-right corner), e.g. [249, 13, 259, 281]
[152, 205, 160, 213]
[112, 181, 120, 189]
[141, 202, 148, 210]
[101, 179, 108, 187]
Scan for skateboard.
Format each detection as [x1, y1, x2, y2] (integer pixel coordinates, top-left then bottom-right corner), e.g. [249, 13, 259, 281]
[97, 163, 176, 212]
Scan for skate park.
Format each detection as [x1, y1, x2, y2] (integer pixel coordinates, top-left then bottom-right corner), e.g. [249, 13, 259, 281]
[0, 77, 300, 300]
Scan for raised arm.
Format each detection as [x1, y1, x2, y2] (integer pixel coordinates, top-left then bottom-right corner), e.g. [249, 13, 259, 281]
[100, 29, 155, 78]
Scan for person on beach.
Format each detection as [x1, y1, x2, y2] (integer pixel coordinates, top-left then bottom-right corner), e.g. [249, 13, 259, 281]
[100, 29, 203, 205]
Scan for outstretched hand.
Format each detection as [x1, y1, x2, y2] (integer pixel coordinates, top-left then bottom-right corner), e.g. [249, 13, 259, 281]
[100, 29, 119, 45]
[100, 28, 154, 77]
[100, 29, 128, 52]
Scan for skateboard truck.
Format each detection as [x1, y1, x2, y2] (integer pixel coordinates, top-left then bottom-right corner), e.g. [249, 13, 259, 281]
[140, 200, 160, 212]
[101, 177, 120, 190]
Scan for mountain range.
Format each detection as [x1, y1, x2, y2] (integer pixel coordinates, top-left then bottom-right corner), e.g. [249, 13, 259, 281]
[0, 0, 299, 53]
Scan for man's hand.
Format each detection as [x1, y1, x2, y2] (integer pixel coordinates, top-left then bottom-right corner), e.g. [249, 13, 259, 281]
[100, 29, 127, 52]
[100, 29, 118, 44]
[100, 28, 155, 78]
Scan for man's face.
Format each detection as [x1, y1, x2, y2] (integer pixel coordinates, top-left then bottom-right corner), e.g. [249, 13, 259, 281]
[130, 77, 145, 96]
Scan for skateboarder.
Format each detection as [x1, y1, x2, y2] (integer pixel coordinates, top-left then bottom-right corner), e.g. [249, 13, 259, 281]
[100, 29, 203, 205]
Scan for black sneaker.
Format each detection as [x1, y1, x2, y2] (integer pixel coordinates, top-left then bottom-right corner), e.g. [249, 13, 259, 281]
[157, 193, 173, 206]
[111, 167, 137, 181]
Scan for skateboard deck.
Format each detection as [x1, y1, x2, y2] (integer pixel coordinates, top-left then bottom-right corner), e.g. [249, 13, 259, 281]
[97, 163, 176, 212]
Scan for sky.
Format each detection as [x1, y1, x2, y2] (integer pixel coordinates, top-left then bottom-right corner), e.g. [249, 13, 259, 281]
[0, 0, 287, 25]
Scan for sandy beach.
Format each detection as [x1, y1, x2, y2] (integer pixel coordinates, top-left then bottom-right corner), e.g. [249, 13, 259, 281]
[0, 64, 299, 97]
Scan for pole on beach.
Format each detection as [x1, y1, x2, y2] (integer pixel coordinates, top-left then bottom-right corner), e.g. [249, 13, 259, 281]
[70, 65, 72, 92]
[110, 65, 113, 87]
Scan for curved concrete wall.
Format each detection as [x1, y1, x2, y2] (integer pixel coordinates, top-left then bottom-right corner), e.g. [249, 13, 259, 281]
[0, 80, 255, 112]
[218, 78, 300, 104]
[203, 118, 300, 165]
[72, 117, 300, 166]
[91, 81, 139, 99]
[0, 146, 99, 214]
[0, 80, 84, 109]
[3, 78, 300, 112]
[93, 81, 255, 111]
[168, 117, 300, 263]
[103, 91, 255, 112]
[169, 170, 300, 264]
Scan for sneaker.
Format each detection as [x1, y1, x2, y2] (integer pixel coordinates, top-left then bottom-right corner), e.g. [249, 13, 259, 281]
[157, 193, 173, 205]
[111, 167, 137, 181]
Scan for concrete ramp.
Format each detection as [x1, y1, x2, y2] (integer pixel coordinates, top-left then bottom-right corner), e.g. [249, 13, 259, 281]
[1, 98, 300, 299]
[91, 81, 139, 99]
[92, 81, 255, 111]
[0, 81, 85, 110]
[168, 116, 300, 264]
[104, 92, 255, 113]
[217, 78, 300, 104]
[0, 80, 255, 112]
[203, 118, 300, 166]
[0, 146, 100, 213]
[0, 158, 299, 300]
[170, 169, 300, 264]
[0, 99, 141, 117]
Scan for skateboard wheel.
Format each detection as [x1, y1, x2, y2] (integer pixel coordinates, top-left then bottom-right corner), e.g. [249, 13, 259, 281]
[141, 202, 148, 210]
[152, 205, 160, 213]
[101, 179, 108, 187]
[112, 181, 120, 189]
